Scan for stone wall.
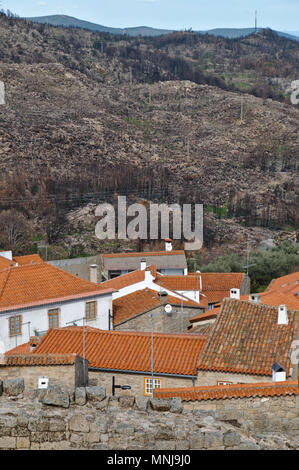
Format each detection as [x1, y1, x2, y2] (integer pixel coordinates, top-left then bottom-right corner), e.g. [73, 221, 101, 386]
[0, 380, 299, 450]
[89, 370, 195, 396]
[184, 395, 299, 434]
[0, 357, 88, 390]
[195, 370, 271, 387]
[114, 306, 202, 333]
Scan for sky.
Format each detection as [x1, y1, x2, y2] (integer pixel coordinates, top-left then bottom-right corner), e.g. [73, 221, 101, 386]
[3, 0, 299, 32]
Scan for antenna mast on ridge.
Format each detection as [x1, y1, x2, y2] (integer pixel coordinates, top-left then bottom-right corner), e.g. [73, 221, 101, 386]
[255, 10, 258, 32]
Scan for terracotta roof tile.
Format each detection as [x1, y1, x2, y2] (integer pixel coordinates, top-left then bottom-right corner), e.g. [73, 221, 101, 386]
[190, 307, 220, 324]
[101, 269, 146, 290]
[0, 263, 114, 312]
[155, 275, 201, 291]
[102, 250, 185, 259]
[197, 298, 299, 376]
[199, 273, 245, 304]
[32, 327, 208, 376]
[2, 353, 79, 366]
[113, 288, 201, 325]
[13, 254, 43, 266]
[154, 381, 299, 401]
[5, 342, 31, 355]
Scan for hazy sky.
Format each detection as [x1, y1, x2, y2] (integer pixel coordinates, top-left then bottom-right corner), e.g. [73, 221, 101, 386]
[3, 0, 299, 31]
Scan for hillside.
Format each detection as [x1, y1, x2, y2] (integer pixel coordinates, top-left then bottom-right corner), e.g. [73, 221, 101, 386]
[0, 13, 298, 258]
[26, 15, 299, 41]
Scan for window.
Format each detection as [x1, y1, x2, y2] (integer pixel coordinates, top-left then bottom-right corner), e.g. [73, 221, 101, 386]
[48, 308, 60, 329]
[144, 378, 163, 396]
[85, 301, 97, 321]
[9, 315, 22, 336]
[217, 381, 233, 386]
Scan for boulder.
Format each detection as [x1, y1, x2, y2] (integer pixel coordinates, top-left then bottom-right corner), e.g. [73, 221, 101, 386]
[3, 378, 24, 396]
[149, 398, 171, 412]
[40, 385, 70, 408]
[135, 396, 149, 412]
[75, 387, 86, 406]
[170, 397, 183, 413]
[85, 386, 106, 403]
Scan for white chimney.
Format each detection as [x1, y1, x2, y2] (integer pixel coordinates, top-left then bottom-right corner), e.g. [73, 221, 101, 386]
[272, 362, 286, 382]
[140, 259, 147, 270]
[89, 264, 98, 283]
[278, 305, 288, 325]
[230, 288, 240, 300]
[165, 239, 173, 252]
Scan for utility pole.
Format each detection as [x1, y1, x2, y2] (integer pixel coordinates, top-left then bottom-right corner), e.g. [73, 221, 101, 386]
[240, 95, 244, 122]
[255, 10, 258, 31]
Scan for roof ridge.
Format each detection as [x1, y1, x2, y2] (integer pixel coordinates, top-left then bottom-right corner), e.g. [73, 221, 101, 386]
[0, 267, 12, 300]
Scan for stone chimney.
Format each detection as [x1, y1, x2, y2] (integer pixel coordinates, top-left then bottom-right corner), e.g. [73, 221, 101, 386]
[158, 291, 169, 305]
[89, 264, 98, 283]
[165, 238, 173, 252]
[278, 305, 288, 325]
[230, 288, 240, 300]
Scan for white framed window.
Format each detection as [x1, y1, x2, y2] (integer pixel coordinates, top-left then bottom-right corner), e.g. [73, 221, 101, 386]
[144, 378, 163, 396]
[217, 381, 233, 386]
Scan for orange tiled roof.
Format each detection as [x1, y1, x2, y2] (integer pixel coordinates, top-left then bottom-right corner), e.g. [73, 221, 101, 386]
[0, 263, 114, 312]
[113, 288, 202, 325]
[102, 250, 185, 258]
[155, 274, 201, 291]
[13, 254, 43, 266]
[154, 381, 299, 401]
[267, 272, 299, 293]
[32, 326, 208, 376]
[197, 298, 298, 376]
[100, 269, 147, 290]
[241, 290, 299, 311]
[3, 353, 79, 366]
[199, 273, 245, 304]
[189, 307, 220, 324]
[0, 256, 14, 270]
[5, 342, 31, 355]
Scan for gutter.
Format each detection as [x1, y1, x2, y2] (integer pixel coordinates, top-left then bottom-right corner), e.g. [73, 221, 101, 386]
[89, 367, 197, 380]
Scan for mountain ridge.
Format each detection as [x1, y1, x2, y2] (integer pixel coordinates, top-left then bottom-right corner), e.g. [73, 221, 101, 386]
[25, 14, 299, 41]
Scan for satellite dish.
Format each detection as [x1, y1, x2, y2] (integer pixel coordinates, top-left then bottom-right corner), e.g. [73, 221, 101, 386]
[164, 304, 172, 314]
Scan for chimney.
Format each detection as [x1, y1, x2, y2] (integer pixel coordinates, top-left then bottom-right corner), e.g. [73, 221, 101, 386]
[140, 258, 147, 270]
[278, 305, 288, 325]
[89, 264, 98, 283]
[165, 238, 173, 252]
[29, 336, 40, 352]
[250, 294, 261, 304]
[272, 362, 286, 382]
[230, 288, 240, 300]
[158, 291, 169, 305]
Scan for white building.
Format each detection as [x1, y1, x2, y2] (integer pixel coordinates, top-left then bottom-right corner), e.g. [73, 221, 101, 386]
[0, 254, 114, 354]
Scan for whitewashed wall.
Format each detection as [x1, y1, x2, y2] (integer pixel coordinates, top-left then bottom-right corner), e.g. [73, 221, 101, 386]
[0, 293, 113, 354]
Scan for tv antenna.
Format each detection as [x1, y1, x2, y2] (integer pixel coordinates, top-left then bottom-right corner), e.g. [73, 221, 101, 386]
[243, 238, 256, 275]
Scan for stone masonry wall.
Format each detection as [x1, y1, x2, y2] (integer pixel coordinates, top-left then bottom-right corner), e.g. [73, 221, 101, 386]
[114, 306, 202, 334]
[0, 390, 299, 450]
[0, 365, 76, 390]
[88, 370, 195, 396]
